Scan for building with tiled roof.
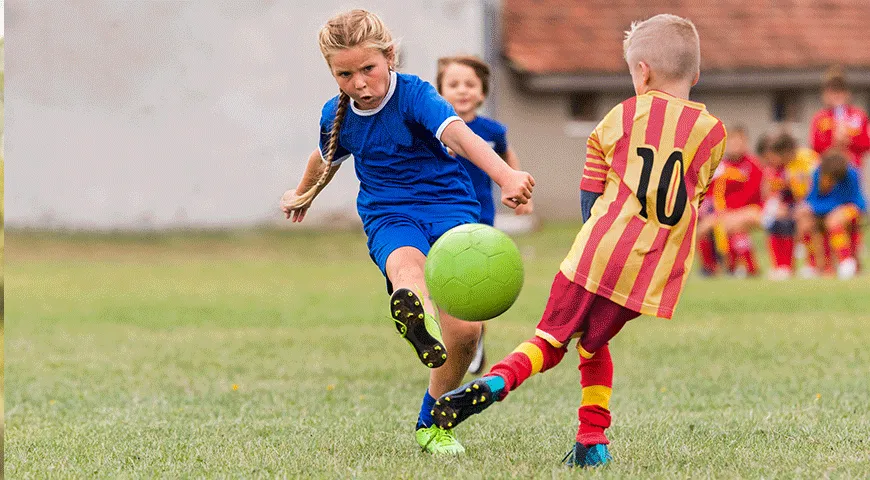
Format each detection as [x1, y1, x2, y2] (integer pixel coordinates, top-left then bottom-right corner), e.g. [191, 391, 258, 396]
[492, 0, 870, 220]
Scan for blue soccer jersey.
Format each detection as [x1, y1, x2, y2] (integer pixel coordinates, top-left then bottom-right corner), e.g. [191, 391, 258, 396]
[806, 165, 867, 215]
[318, 71, 479, 226]
[456, 116, 508, 225]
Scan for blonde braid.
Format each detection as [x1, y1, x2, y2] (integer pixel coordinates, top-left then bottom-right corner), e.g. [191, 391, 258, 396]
[288, 91, 350, 209]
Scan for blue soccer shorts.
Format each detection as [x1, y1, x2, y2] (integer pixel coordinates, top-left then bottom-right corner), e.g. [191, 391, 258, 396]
[364, 213, 475, 293]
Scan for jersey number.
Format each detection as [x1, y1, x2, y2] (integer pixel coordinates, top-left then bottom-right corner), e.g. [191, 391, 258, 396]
[635, 147, 688, 226]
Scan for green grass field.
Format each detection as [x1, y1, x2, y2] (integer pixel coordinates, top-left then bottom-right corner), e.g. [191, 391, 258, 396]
[5, 225, 870, 478]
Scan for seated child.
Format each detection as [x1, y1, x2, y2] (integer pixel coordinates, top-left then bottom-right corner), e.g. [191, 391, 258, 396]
[796, 149, 866, 279]
[696, 125, 763, 277]
[759, 132, 817, 278]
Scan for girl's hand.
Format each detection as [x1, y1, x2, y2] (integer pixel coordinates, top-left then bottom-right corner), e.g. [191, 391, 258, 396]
[514, 198, 534, 215]
[280, 189, 310, 223]
[500, 170, 535, 209]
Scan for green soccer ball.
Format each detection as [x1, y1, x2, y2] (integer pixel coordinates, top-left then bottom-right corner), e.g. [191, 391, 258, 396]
[425, 223, 524, 321]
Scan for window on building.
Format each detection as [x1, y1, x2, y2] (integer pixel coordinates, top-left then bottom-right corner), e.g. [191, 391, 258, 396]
[569, 93, 599, 121]
[772, 90, 803, 122]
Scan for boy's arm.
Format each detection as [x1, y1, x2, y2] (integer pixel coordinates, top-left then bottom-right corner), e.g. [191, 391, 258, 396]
[441, 121, 534, 208]
[711, 174, 728, 212]
[579, 128, 609, 222]
[580, 129, 608, 194]
[580, 190, 601, 223]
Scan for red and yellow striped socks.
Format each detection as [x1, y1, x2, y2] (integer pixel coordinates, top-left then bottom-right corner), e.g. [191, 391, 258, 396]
[577, 344, 614, 446]
[486, 335, 617, 446]
[488, 335, 567, 398]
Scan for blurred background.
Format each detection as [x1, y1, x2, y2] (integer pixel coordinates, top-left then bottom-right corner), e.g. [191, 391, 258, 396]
[5, 0, 868, 231]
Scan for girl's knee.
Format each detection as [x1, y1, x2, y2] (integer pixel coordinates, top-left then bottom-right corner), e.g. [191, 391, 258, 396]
[388, 263, 425, 289]
[385, 247, 427, 285]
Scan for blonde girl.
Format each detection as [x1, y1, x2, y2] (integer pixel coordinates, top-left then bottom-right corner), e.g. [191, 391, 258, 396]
[280, 10, 534, 454]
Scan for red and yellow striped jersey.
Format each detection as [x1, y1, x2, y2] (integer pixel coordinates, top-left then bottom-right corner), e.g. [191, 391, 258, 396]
[564, 90, 727, 319]
[709, 154, 763, 211]
[765, 147, 817, 204]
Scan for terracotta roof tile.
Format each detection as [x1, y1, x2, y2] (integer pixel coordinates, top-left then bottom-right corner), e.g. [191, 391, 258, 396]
[504, 0, 870, 74]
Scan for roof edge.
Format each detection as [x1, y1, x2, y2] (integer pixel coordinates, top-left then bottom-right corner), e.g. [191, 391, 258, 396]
[517, 68, 870, 93]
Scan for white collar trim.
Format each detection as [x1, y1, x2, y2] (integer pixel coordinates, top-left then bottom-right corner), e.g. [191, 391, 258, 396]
[351, 70, 397, 116]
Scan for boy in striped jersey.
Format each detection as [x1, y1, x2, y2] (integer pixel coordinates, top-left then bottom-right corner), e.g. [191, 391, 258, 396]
[430, 14, 726, 467]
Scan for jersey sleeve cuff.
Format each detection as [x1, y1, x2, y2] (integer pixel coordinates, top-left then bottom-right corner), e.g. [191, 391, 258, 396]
[319, 148, 352, 166]
[580, 178, 606, 193]
[435, 116, 463, 142]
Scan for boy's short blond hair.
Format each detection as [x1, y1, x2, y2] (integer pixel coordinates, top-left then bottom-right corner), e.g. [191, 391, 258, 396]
[623, 14, 700, 82]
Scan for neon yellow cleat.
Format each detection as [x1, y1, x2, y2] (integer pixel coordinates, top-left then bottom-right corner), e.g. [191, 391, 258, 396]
[415, 426, 465, 455]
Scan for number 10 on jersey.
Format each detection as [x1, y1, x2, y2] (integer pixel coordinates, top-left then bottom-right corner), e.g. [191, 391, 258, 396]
[635, 147, 688, 227]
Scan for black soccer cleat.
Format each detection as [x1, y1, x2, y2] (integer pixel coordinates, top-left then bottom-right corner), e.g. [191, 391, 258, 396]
[390, 288, 447, 369]
[431, 378, 496, 429]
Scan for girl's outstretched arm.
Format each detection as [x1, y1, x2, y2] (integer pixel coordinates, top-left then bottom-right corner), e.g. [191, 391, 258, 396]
[502, 146, 520, 171]
[502, 147, 534, 215]
[440, 121, 535, 209]
[280, 149, 341, 222]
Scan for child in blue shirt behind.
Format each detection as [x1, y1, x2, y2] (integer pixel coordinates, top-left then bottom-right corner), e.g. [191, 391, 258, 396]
[436, 55, 534, 225]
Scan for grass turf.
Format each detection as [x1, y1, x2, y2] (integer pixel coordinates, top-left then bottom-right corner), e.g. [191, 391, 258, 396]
[4, 225, 870, 478]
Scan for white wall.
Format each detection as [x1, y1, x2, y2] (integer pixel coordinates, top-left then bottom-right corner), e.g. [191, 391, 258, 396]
[692, 90, 813, 151]
[5, 0, 487, 229]
[493, 67, 589, 221]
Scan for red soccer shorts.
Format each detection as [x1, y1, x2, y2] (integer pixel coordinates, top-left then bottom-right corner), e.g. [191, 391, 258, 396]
[535, 272, 640, 355]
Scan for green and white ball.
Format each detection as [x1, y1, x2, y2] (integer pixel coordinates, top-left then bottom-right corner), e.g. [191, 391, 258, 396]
[425, 223, 524, 321]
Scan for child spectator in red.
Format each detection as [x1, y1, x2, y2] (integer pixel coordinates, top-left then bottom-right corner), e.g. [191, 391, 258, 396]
[810, 67, 869, 168]
[697, 126, 763, 277]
